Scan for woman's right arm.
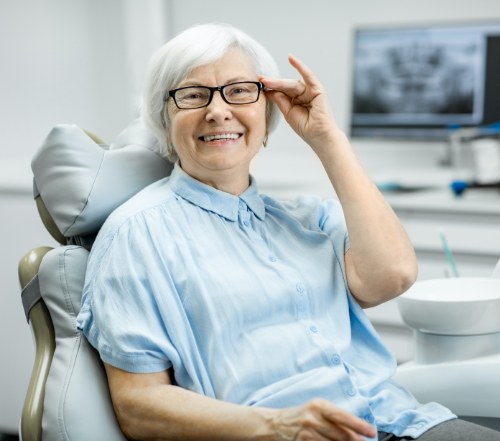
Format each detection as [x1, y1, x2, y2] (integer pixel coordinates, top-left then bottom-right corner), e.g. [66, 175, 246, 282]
[104, 364, 376, 441]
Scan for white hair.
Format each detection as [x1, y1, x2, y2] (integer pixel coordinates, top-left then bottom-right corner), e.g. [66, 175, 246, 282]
[141, 23, 281, 161]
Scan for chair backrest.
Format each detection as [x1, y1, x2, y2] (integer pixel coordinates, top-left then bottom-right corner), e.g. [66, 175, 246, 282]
[19, 120, 173, 441]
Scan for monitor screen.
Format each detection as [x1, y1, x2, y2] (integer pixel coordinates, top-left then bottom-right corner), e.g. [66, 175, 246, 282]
[349, 21, 500, 140]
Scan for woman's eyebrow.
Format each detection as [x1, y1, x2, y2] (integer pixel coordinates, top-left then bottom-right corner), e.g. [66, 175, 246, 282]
[176, 76, 256, 88]
[224, 76, 256, 84]
[176, 80, 204, 88]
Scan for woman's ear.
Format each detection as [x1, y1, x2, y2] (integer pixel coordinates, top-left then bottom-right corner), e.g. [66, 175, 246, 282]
[265, 101, 272, 129]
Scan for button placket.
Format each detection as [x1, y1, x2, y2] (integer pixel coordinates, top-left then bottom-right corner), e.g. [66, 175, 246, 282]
[309, 325, 319, 333]
[238, 200, 251, 228]
[295, 282, 308, 318]
[346, 387, 357, 397]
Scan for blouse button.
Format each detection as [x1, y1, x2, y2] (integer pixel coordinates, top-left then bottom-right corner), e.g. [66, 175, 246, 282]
[331, 354, 341, 365]
[364, 415, 375, 424]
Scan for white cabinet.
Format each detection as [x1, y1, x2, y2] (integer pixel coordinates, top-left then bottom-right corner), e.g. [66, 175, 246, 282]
[386, 188, 500, 279]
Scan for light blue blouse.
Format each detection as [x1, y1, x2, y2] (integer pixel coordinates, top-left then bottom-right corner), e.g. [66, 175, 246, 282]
[77, 163, 454, 439]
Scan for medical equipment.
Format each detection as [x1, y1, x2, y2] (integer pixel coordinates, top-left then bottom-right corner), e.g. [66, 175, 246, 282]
[396, 277, 500, 431]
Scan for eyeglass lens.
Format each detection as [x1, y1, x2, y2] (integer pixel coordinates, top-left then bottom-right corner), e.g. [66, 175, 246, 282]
[174, 82, 261, 109]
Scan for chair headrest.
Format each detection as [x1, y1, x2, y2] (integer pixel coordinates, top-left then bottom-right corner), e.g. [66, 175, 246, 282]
[32, 119, 173, 242]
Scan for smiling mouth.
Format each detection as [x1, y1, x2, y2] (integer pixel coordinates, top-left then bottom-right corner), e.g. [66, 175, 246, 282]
[199, 133, 242, 142]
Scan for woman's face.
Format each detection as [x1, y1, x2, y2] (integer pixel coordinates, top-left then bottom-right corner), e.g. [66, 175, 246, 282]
[166, 49, 267, 194]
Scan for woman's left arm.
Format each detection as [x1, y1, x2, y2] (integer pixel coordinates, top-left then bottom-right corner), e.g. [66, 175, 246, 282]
[262, 55, 418, 308]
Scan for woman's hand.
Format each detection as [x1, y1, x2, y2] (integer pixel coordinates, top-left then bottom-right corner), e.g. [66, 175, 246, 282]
[262, 55, 341, 154]
[267, 398, 376, 441]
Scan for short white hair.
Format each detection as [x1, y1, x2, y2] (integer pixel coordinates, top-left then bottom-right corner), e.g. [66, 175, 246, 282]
[141, 23, 281, 161]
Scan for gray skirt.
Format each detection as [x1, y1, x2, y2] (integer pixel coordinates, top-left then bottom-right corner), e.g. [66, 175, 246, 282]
[378, 419, 500, 441]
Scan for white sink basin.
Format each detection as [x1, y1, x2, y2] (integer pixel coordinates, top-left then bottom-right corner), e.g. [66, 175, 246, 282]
[398, 278, 500, 335]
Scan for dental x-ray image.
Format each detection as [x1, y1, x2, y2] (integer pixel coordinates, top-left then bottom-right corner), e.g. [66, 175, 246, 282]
[351, 27, 484, 125]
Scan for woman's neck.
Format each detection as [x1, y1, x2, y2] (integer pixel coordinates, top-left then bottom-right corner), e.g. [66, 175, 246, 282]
[179, 162, 250, 195]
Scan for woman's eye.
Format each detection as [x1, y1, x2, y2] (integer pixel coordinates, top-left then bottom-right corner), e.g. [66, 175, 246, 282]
[178, 88, 209, 102]
[228, 87, 250, 96]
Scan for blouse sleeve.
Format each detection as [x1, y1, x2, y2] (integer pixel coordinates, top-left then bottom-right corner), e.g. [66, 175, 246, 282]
[316, 198, 350, 254]
[77, 212, 180, 374]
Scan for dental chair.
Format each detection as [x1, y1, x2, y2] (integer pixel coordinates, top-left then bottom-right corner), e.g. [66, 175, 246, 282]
[395, 277, 500, 431]
[18, 120, 173, 441]
[20, 121, 500, 441]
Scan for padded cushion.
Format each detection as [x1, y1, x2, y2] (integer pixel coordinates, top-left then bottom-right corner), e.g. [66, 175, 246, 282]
[29, 120, 173, 439]
[32, 120, 173, 237]
[39, 246, 126, 441]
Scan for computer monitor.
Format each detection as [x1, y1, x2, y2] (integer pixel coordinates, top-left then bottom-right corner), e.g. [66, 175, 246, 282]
[349, 21, 500, 140]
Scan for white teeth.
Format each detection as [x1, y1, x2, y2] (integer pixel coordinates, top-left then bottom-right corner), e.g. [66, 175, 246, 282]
[203, 133, 240, 142]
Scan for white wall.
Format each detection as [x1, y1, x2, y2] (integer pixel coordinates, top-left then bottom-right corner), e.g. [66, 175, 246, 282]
[1, 1, 125, 161]
[1, 0, 500, 433]
[0, 0, 169, 432]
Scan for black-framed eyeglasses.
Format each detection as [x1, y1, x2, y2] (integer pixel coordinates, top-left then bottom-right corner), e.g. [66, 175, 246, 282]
[165, 81, 264, 110]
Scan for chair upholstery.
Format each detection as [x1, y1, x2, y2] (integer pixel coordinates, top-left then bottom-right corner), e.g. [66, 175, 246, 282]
[19, 120, 173, 441]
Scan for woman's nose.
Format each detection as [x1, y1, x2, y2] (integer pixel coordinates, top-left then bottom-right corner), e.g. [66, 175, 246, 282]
[205, 91, 233, 122]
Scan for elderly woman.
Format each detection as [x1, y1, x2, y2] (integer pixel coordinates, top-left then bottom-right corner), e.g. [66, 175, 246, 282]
[77, 23, 499, 441]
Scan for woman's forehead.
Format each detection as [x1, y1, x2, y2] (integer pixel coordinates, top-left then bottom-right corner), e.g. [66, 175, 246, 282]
[177, 49, 257, 87]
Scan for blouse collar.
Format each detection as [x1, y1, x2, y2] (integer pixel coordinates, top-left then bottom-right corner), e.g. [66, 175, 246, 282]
[169, 162, 265, 222]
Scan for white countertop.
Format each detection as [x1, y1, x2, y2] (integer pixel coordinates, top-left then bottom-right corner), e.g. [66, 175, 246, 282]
[372, 166, 500, 215]
[384, 188, 500, 216]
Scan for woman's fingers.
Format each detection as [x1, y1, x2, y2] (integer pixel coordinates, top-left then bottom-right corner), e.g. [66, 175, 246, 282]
[276, 399, 376, 441]
[315, 421, 367, 441]
[262, 55, 322, 103]
[287, 54, 322, 90]
[263, 89, 295, 119]
[262, 78, 306, 99]
[263, 55, 320, 92]
[320, 404, 376, 439]
[300, 399, 375, 440]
